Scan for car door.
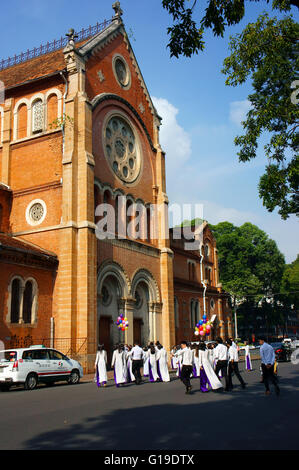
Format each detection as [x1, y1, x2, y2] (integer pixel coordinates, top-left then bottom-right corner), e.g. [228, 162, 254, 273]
[31, 349, 51, 379]
[48, 350, 72, 380]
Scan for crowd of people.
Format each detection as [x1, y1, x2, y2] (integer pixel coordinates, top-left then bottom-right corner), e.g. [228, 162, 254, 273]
[94, 336, 280, 396]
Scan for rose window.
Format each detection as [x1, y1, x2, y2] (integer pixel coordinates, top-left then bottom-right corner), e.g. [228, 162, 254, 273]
[29, 203, 44, 222]
[104, 116, 141, 183]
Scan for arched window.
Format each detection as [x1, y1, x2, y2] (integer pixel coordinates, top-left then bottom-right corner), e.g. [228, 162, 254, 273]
[32, 99, 44, 134]
[46, 93, 58, 130]
[17, 103, 28, 139]
[204, 244, 209, 259]
[11, 279, 21, 323]
[23, 281, 33, 324]
[8, 277, 38, 325]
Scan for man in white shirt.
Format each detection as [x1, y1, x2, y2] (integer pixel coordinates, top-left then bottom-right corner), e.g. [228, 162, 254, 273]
[172, 341, 193, 394]
[214, 337, 229, 391]
[131, 342, 144, 385]
[227, 339, 246, 390]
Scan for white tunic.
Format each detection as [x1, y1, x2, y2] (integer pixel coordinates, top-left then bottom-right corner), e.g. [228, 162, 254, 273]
[149, 351, 159, 382]
[126, 351, 135, 382]
[193, 351, 201, 377]
[111, 350, 127, 385]
[157, 348, 170, 382]
[143, 350, 149, 376]
[95, 350, 107, 384]
[198, 350, 222, 390]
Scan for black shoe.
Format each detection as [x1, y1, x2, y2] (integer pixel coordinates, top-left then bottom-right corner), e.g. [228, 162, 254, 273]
[275, 386, 280, 396]
[241, 383, 246, 389]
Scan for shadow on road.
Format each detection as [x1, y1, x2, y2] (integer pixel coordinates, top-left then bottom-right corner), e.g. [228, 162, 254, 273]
[24, 368, 299, 451]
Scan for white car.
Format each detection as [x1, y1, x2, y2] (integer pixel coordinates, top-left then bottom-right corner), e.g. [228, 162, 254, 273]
[0, 345, 83, 391]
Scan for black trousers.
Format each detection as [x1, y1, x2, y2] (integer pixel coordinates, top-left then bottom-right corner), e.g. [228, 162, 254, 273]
[180, 365, 193, 389]
[261, 364, 279, 392]
[228, 361, 245, 389]
[132, 360, 143, 384]
[215, 360, 229, 391]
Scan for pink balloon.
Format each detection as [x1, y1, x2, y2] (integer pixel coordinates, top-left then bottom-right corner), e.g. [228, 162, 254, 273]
[200, 331, 205, 336]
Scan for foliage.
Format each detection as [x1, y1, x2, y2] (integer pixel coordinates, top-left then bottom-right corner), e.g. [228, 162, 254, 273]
[162, 0, 296, 58]
[222, 14, 299, 219]
[210, 221, 286, 300]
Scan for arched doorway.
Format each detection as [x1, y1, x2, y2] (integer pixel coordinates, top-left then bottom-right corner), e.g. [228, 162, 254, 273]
[131, 269, 161, 346]
[97, 262, 130, 364]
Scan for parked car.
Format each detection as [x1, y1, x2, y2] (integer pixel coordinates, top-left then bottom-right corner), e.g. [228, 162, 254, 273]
[270, 342, 292, 362]
[0, 345, 83, 391]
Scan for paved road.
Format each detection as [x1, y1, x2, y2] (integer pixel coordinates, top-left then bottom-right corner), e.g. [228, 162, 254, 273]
[0, 362, 298, 450]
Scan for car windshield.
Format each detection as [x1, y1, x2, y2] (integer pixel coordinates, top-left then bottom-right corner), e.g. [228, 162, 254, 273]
[0, 351, 18, 362]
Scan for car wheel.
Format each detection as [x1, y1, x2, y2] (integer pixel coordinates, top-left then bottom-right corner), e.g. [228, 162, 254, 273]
[68, 369, 80, 385]
[25, 373, 38, 391]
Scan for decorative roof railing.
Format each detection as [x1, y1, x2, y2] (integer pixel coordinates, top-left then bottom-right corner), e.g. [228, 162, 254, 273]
[0, 19, 113, 71]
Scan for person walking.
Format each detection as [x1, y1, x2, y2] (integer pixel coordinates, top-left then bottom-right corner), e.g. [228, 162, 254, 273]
[197, 342, 222, 392]
[143, 346, 149, 378]
[259, 337, 280, 396]
[148, 344, 160, 382]
[244, 341, 253, 371]
[214, 337, 229, 391]
[156, 344, 170, 382]
[94, 344, 108, 388]
[172, 341, 194, 394]
[227, 339, 246, 390]
[111, 344, 127, 387]
[125, 346, 136, 384]
[130, 342, 144, 385]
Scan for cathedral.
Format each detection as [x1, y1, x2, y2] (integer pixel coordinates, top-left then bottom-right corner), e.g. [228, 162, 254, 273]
[0, 4, 232, 371]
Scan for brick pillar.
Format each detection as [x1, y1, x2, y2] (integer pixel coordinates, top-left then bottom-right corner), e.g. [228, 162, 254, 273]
[1, 98, 12, 185]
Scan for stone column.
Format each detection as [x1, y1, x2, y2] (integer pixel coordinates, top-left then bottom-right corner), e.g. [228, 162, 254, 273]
[124, 297, 135, 345]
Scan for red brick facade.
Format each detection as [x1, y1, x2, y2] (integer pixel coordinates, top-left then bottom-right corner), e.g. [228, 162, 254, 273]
[0, 12, 232, 369]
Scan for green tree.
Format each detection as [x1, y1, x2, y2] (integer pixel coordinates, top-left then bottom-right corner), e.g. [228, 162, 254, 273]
[210, 221, 285, 297]
[162, 0, 298, 58]
[222, 14, 299, 219]
[210, 221, 286, 338]
[281, 254, 299, 307]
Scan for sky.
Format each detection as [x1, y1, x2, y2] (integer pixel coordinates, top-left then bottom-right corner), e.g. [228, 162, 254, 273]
[0, 0, 298, 262]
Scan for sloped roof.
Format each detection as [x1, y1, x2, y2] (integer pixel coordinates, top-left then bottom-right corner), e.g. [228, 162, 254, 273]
[0, 233, 58, 263]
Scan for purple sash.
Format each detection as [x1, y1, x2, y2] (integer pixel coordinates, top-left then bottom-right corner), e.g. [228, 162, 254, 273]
[246, 355, 252, 371]
[192, 366, 198, 378]
[148, 361, 155, 382]
[200, 367, 212, 392]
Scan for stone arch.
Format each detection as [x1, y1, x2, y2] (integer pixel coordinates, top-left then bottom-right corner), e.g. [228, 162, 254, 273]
[131, 268, 160, 303]
[97, 260, 131, 299]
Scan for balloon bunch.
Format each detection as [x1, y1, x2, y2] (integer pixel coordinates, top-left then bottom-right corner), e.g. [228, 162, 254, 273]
[194, 314, 211, 337]
[116, 313, 129, 331]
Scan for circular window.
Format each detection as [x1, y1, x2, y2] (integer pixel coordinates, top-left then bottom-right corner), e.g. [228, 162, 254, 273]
[112, 55, 131, 89]
[103, 114, 141, 184]
[26, 199, 47, 226]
